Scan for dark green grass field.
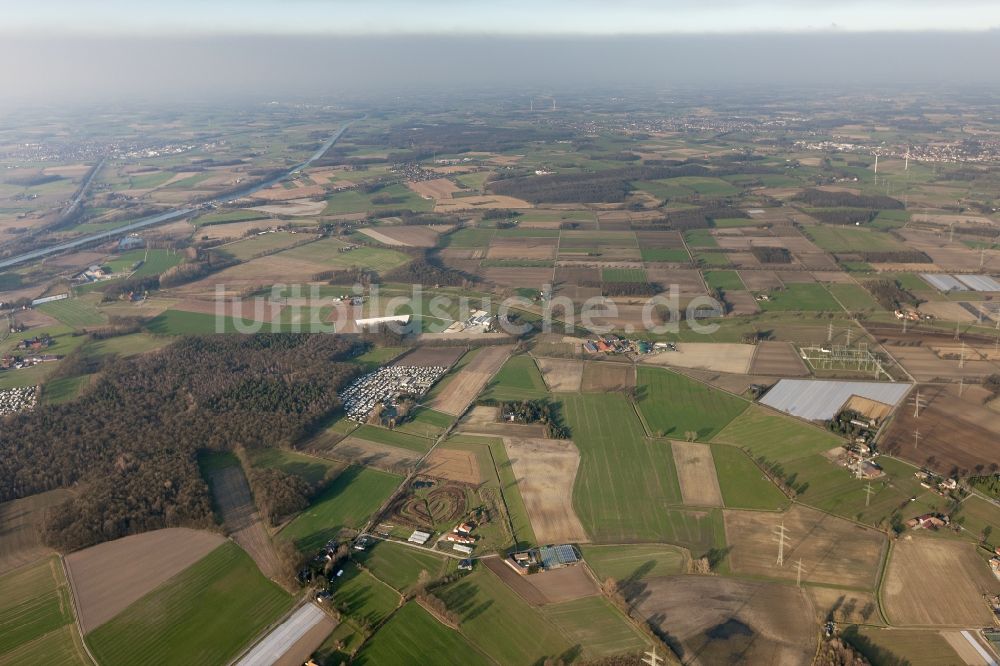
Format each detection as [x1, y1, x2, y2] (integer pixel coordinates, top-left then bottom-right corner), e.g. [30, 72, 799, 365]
[481, 355, 548, 401]
[438, 568, 572, 664]
[580, 543, 687, 581]
[353, 602, 489, 666]
[393, 407, 453, 439]
[86, 542, 293, 666]
[330, 563, 401, 626]
[279, 465, 401, 552]
[562, 393, 726, 549]
[351, 424, 435, 453]
[636, 367, 748, 440]
[354, 540, 449, 594]
[758, 283, 841, 312]
[640, 247, 689, 262]
[602, 267, 648, 283]
[703, 270, 745, 291]
[710, 444, 789, 511]
[540, 596, 647, 660]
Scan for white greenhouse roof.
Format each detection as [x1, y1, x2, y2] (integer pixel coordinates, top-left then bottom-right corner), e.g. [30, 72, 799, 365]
[760, 379, 912, 421]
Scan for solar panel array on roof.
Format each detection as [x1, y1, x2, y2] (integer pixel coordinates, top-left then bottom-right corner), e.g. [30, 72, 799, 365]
[955, 275, 1000, 292]
[921, 274, 968, 292]
[760, 379, 912, 421]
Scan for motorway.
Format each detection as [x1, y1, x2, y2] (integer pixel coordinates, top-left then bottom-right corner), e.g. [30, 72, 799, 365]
[0, 119, 357, 271]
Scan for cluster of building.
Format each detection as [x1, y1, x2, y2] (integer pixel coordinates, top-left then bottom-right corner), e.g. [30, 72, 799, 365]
[583, 335, 667, 356]
[74, 264, 113, 284]
[905, 513, 950, 531]
[444, 309, 493, 334]
[793, 139, 1000, 164]
[340, 365, 447, 422]
[1, 352, 61, 371]
[441, 520, 478, 555]
[913, 470, 959, 496]
[893, 308, 933, 322]
[507, 544, 581, 575]
[0, 386, 37, 416]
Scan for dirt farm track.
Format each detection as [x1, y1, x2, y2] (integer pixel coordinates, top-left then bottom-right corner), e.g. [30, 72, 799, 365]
[64, 528, 226, 634]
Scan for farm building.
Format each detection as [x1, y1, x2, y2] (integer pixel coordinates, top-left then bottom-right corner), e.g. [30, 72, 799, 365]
[921, 273, 1000, 293]
[355, 314, 412, 331]
[408, 530, 431, 545]
[509, 544, 581, 574]
[760, 379, 911, 421]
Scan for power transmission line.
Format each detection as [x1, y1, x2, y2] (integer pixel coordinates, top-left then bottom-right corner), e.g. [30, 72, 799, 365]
[774, 520, 789, 567]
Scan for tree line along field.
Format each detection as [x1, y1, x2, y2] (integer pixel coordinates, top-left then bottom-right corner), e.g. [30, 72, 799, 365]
[86, 542, 293, 666]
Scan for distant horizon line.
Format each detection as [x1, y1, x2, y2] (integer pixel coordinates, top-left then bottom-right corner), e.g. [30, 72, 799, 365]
[4, 27, 1000, 38]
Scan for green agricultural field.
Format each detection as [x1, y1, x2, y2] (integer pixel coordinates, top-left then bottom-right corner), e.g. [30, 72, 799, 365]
[331, 564, 401, 625]
[828, 283, 880, 311]
[440, 227, 495, 248]
[563, 393, 725, 550]
[602, 267, 647, 283]
[703, 270, 745, 291]
[581, 543, 687, 582]
[633, 179, 692, 201]
[758, 283, 841, 311]
[353, 603, 489, 666]
[713, 406, 843, 465]
[695, 251, 731, 267]
[495, 227, 560, 238]
[0, 557, 76, 659]
[248, 448, 342, 486]
[640, 247, 689, 262]
[437, 568, 572, 664]
[276, 242, 410, 274]
[86, 542, 293, 666]
[0, 624, 89, 666]
[541, 596, 647, 660]
[221, 232, 303, 261]
[85, 332, 172, 359]
[804, 225, 904, 253]
[352, 424, 434, 453]
[684, 229, 718, 248]
[324, 183, 432, 215]
[146, 309, 272, 335]
[104, 249, 182, 277]
[280, 465, 401, 552]
[710, 444, 789, 510]
[843, 627, 963, 666]
[37, 298, 106, 327]
[481, 355, 548, 401]
[394, 407, 453, 439]
[354, 540, 449, 593]
[41, 375, 91, 405]
[352, 346, 405, 365]
[636, 367, 748, 441]
[128, 171, 173, 189]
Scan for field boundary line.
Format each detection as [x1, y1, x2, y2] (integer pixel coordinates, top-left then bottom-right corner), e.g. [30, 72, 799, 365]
[226, 598, 308, 666]
[59, 555, 98, 666]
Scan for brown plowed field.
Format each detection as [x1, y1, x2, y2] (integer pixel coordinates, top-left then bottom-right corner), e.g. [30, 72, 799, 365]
[724, 505, 886, 589]
[504, 437, 588, 544]
[883, 536, 1000, 626]
[419, 448, 482, 485]
[431, 345, 512, 415]
[65, 528, 226, 633]
[580, 361, 635, 392]
[407, 178, 462, 199]
[481, 267, 553, 288]
[535, 357, 584, 391]
[333, 437, 422, 474]
[487, 237, 558, 260]
[631, 576, 816, 666]
[739, 270, 785, 290]
[209, 465, 284, 583]
[671, 441, 723, 507]
[749, 341, 810, 376]
[881, 384, 1000, 475]
[483, 557, 597, 605]
[640, 343, 754, 374]
[724, 290, 761, 315]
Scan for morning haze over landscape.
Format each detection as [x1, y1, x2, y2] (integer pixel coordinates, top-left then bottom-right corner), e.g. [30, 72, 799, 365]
[3, 2, 1000, 665]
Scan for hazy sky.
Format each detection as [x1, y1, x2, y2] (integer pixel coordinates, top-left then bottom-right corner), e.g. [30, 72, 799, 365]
[2, 3, 999, 104]
[6, 0, 1000, 34]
